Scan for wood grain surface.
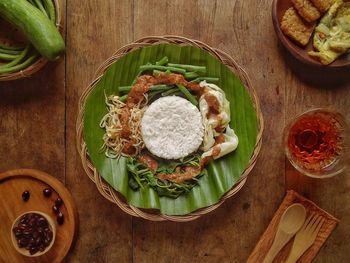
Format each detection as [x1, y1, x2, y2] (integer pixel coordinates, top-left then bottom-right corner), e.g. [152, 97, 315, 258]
[0, 169, 78, 263]
[0, 0, 349, 262]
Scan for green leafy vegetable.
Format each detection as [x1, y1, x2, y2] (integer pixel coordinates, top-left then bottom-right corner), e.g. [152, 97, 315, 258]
[127, 154, 206, 198]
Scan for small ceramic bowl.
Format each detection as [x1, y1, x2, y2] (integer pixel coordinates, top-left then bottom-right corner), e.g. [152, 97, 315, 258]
[283, 108, 349, 178]
[272, 0, 350, 68]
[11, 211, 56, 257]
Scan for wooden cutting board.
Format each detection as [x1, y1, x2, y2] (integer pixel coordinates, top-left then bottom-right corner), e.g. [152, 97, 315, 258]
[0, 169, 78, 263]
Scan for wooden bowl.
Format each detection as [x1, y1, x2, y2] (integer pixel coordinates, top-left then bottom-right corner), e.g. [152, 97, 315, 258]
[272, 0, 350, 68]
[0, 0, 62, 81]
[10, 211, 56, 257]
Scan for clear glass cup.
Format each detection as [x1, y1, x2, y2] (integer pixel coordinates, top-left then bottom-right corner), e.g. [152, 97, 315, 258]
[283, 108, 349, 178]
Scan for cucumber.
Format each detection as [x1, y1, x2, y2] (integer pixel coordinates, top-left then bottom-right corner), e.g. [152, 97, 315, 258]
[0, 0, 65, 60]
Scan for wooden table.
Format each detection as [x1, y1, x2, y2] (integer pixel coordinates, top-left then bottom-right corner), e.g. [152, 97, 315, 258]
[1, 1, 349, 262]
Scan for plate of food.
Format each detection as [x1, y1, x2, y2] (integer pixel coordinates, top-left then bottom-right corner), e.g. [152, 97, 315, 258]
[77, 36, 263, 221]
[272, 0, 350, 67]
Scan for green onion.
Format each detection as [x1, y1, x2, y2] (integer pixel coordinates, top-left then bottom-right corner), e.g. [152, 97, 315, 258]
[176, 84, 198, 106]
[167, 63, 206, 73]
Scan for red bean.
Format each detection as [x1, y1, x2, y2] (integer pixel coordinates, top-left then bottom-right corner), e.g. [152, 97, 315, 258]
[13, 213, 53, 255]
[43, 188, 52, 197]
[55, 197, 63, 207]
[57, 212, 64, 225]
[22, 191, 30, 202]
[52, 205, 59, 214]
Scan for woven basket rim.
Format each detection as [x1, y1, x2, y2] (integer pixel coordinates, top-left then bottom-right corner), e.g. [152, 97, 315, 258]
[76, 35, 264, 222]
[0, 0, 62, 81]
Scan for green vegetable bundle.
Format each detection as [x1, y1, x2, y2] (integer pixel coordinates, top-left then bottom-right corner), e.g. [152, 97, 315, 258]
[127, 154, 207, 199]
[0, 0, 65, 75]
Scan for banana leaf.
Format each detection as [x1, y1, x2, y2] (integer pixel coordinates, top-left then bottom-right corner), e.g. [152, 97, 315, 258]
[83, 44, 258, 215]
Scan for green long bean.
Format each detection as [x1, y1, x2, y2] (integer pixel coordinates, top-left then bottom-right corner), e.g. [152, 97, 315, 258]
[0, 48, 22, 55]
[0, 54, 39, 74]
[0, 53, 19, 61]
[118, 86, 132, 92]
[34, 0, 47, 16]
[155, 56, 168, 66]
[42, 0, 56, 22]
[0, 44, 24, 51]
[0, 46, 30, 69]
[119, 95, 128, 102]
[167, 63, 206, 73]
[139, 65, 186, 74]
[184, 72, 199, 80]
[118, 84, 171, 94]
[190, 77, 219, 83]
[176, 84, 198, 106]
[161, 88, 179, 96]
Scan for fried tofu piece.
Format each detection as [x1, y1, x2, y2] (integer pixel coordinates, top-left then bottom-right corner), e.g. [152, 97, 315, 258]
[310, 0, 334, 13]
[281, 7, 315, 46]
[292, 0, 321, 22]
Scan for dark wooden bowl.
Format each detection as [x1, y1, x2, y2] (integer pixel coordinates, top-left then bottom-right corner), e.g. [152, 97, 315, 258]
[272, 0, 350, 68]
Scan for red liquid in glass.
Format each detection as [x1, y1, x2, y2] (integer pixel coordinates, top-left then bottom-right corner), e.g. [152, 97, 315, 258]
[287, 113, 342, 171]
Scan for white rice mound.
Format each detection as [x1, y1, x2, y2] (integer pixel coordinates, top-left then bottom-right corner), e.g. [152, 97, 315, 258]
[141, 96, 204, 160]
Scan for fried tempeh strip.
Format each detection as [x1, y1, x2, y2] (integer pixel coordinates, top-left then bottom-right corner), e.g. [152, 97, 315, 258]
[281, 7, 315, 46]
[310, 0, 334, 13]
[292, 0, 321, 22]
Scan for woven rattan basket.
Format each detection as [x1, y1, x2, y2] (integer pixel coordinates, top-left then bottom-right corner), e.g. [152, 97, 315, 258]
[77, 36, 264, 222]
[0, 0, 62, 81]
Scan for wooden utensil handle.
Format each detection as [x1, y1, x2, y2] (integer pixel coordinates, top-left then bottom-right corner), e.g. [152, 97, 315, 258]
[262, 231, 293, 263]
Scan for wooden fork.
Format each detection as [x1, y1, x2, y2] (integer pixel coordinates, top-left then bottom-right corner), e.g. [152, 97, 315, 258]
[285, 213, 325, 263]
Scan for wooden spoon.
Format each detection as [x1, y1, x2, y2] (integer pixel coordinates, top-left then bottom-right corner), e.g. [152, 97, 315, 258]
[262, 203, 306, 263]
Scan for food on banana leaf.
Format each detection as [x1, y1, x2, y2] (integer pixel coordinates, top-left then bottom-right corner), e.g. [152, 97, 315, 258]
[100, 57, 239, 198]
[309, 0, 350, 64]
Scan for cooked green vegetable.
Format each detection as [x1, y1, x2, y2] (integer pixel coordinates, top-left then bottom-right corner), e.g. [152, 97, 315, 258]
[167, 63, 206, 73]
[309, 0, 350, 64]
[176, 84, 198, 106]
[161, 88, 180, 97]
[184, 71, 199, 80]
[139, 65, 186, 74]
[118, 84, 171, 94]
[191, 77, 220, 83]
[0, 0, 65, 60]
[127, 154, 206, 198]
[119, 94, 128, 102]
[155, 56, 169, 66]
